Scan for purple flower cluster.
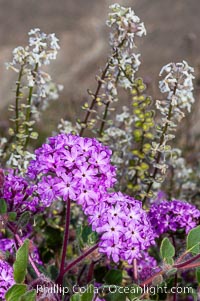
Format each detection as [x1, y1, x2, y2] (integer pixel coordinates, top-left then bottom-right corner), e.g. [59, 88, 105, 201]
[136, 252, 159, 281]
[28, 134, 116, 207]
[0, 237, 42, 265]
[1, 134, 157, 266]
[0, 171, 39, 213]
[87, 192, 155, 264]
[0, 260, 14, 300]
[148, 200, 200, 236]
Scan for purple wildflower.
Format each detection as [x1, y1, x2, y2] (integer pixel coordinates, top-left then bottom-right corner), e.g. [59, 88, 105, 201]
[0, 260, 14, 300]
[0, 171, 40, 213]
[87, 192, 156, 264]
[148, 199, 200, 236]
[27, 134, 116, 207]
[0, 238, 15, 254]
[0, 237, 42, 265]
[136, 252, 160, 281]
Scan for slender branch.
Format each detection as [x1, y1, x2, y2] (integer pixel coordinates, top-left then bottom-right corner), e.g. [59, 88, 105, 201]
[140, 270, 164, 287]
[174, 253, 200, 269]
[140, 252, 200, 288]
[62, 243, 99, 275]
[56, 198, 71, 285]
[178, 261, 200, 270]
[133, 259, 138, 283]
[79, 62, 111, 136]
[15, 66, 24, 136]
[99, 100, 110, 137]
[77, 264, 87, 285]
[87, 261, 95, 283]
[175, 251, 188, 264]
[24, 63, 38, 148]
[80, 40, 126, 137]
[142, 84, 177, 205]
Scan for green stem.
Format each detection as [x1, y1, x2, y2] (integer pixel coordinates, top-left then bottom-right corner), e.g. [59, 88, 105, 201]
[99, 101, 110, 137]
[142, 83, 177, 205]
[79, 40, 126, 137]
[79, 62, 111, 137]
[15, 66, 24, 136]
[24, 63, 38, 148]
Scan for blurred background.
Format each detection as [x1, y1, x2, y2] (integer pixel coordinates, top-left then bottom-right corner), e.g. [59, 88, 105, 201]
[0, 0, 200, 140]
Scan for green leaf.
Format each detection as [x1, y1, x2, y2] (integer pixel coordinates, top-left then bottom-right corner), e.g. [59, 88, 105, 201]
[125, 284, 143, 301]
[17, 212, 31, 230]
[19, 290, 36, 301]
[70, 294, 81, 301]
[82, 225, 93, 243]
[87, 231, 98, 245]
[104, 269, 123, 285]
[94, 266, 109, 283]
[152, 275, 164, 286]
[8, 212, 17, 221]
[0, 199, 7, 214]
[5, 284, 27, 301]
[165, 268, 177, 277]
[104, 287, 126, 301]
[160, 237, 175, 262]
[165, 257, 174, 265]
[187, 226, 200, 254]
[81, 284, 94, 301]
[47, 265, 59, 281]
[14, 239, 29, 283]
[190, 289, 198, 301]
[196, 267, 200, 284]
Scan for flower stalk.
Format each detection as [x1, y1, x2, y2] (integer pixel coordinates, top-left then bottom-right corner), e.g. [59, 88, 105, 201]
[56, 198, 71, 285]
[24, 62, 39, 148]
[15, 66, 24, 137]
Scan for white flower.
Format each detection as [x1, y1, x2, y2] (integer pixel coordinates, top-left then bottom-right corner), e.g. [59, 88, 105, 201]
[48, 33, 60, 50]
[159, 61, 195, 112]
[27, 71, 35, 87]
[57, 119, 78, 134]
[12, 46, 29, 65]
[106, 4, 146, 49]
[28, 28, 40, 35]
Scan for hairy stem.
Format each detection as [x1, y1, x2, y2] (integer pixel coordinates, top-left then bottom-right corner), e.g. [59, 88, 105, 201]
[140, 252, 200, 287]
[140, 270, 164, 287]
[133, 259, 138, 282]
[63, 243, 99, 275]
[174, 253, 200, 269]
[56, 198, 71, 285]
